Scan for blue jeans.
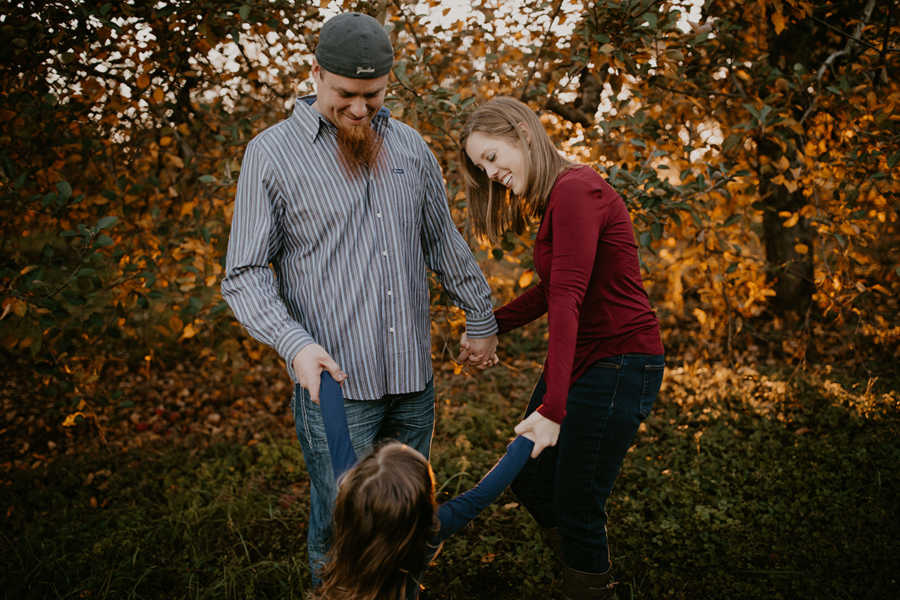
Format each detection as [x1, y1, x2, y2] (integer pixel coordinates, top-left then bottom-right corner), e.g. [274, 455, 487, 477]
[511, 354, 664, 573]
[291, 380, 435, 584]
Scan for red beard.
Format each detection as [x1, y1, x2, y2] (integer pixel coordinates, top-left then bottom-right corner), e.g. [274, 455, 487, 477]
[336, 120, 382, 175]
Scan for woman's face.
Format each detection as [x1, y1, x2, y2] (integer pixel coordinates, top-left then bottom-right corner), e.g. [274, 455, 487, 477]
[465, 131, 528, 196]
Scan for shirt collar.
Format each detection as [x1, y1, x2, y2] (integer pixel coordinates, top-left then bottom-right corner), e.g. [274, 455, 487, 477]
[291, 95, 392, 143]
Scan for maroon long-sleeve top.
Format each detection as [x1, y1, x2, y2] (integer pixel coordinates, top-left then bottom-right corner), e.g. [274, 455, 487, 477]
[494, 166, 664, 423]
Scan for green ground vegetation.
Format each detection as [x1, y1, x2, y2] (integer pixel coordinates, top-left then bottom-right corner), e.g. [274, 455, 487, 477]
[3, 340, 897, 600]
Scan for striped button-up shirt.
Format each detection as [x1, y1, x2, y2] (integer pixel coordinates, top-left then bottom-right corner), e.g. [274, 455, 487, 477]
[221, 97, 497, 400]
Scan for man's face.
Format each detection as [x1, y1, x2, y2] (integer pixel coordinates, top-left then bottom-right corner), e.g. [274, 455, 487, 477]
[311, 61, 389, 129]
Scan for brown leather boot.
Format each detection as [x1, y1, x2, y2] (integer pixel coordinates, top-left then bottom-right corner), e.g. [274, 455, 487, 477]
[562, 565, 618, 600]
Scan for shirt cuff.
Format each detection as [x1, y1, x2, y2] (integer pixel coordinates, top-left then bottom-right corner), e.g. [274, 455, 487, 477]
[465, 312, 499, 338]
[537, 402, 565, 425]
[276, 327, 315, 382]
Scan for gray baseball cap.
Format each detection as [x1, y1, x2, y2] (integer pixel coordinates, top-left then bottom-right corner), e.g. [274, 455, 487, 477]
[315, 12, 393, 79]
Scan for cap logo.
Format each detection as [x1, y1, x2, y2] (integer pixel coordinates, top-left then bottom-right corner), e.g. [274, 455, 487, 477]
[356, 66, 375, 75]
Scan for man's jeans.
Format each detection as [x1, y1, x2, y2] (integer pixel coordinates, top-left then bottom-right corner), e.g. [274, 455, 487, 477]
[511, 354, 664, 574]
[291, 380, 435, 584]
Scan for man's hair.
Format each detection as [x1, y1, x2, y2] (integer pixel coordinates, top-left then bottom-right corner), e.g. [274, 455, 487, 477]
[315, 441, 438, 600]
[459, 96, 575, 241]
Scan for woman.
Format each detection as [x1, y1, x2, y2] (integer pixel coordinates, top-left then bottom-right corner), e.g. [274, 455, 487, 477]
[458, 96, 665, 600]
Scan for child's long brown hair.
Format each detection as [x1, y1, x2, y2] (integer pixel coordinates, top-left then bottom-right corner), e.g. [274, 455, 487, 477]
[314, 441, 439, 600]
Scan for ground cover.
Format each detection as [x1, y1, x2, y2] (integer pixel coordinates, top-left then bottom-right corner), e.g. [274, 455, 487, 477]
[2, 343, 898, 599]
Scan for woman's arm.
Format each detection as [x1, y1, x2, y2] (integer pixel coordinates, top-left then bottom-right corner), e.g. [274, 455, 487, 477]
[537, 178, 604, 424]
[493, 283, 548, 334]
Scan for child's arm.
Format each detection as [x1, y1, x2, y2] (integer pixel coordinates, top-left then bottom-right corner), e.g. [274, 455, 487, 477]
[318, 372, 358, 478]
[436, 435, 535, 540]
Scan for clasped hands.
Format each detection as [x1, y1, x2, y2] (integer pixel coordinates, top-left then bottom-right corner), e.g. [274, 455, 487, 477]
[455, 333, 499, 369]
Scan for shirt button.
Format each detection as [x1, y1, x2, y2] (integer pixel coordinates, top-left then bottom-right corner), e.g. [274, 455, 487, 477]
[382, 250, 388, 257]
[389, 327, 395, 333]
[376, 212, 383, 218]
[387, 290, 392, 296]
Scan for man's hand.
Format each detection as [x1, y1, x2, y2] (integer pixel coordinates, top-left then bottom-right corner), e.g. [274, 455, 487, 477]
[292, 344, 347, 404]
[514, 411, 561, 458]
[456, 333, 499, 369]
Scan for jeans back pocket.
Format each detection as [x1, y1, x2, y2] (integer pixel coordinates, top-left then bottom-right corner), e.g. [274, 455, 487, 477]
[638, 363, 665, 420]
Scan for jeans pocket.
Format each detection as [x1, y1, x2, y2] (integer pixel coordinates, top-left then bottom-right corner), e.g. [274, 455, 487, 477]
[638, 363, 665, 420]
[571, 361, 620, 414]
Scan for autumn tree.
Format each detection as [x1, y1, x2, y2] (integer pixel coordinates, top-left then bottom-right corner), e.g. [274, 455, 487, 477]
[1, 0, 897, 432]
[0, 0, 326, 415]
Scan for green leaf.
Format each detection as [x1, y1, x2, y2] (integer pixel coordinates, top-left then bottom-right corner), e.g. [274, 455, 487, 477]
[886, 151, 900, 169]
[96, 216, 119, 230]
[239, 4, 250, 20]
[723, 133, 742, 152]
[57, 181, 72, 200]
[94, 234, 114, 248]
[198, 174, 216, 184]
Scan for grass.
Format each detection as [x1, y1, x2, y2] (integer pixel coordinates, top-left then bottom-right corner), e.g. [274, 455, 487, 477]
[2, 355, 898, 599]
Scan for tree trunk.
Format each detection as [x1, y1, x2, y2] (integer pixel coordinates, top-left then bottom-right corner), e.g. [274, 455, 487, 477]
[759, 180, 814, 317]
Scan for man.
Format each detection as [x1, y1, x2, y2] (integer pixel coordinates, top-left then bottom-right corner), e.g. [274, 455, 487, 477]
[220, 12, 498, 581]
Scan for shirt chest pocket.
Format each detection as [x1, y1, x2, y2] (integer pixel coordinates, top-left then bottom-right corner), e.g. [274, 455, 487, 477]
[377, 161, 424, 231]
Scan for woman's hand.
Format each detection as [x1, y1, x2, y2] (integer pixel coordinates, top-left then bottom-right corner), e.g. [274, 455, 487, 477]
[514, 411, 560, 458]
[456, 332, 499, 369]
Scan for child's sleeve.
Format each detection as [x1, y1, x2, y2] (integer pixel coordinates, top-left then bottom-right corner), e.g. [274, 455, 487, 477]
[435, 436, 534, 541]
[319, 372, 358, 478]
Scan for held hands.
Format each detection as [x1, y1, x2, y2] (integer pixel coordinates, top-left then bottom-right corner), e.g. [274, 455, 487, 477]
[291, 344, 347, 404]
[456, 333, 499, 369]
[514, 411, 561, 458]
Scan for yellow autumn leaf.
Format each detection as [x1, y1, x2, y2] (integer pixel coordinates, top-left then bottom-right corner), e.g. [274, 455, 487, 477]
[181, 323, 198, 339]
[159, 136, 172, 147]
[772, 11, 786, 34]
[794, 243, 808, 255]
[518, 270, 534, 289]
[62, 411, 86, 427]
[153, 88, 164, 103]
[782, 213, 799, 228]
[775, 155, 790, 171]
[693, 307, 707, 326]
[137, 73, 150, 89]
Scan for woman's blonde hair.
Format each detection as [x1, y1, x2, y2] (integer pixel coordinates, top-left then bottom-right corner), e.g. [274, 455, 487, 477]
[459, 96, 575, 241]
[314, 441, 438, 600]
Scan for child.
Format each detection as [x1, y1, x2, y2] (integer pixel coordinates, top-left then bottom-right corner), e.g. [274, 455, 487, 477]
[312, 372, 534, 600]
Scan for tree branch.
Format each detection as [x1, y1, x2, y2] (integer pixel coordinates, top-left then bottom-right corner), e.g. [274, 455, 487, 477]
[519, 0, 565, 101]
[802, 0, 877, 124]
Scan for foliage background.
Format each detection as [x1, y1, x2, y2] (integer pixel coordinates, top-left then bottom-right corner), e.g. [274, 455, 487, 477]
[1, 0, 898, 598]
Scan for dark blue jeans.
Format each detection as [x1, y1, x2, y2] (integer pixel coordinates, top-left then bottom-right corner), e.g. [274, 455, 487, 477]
[511, 354, 664, 574]
[292, 380, 435, 585]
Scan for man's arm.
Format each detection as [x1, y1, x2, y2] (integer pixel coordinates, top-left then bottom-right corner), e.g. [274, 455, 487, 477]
[220, 140, 322, 384]
[417, 142, 499, 342]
